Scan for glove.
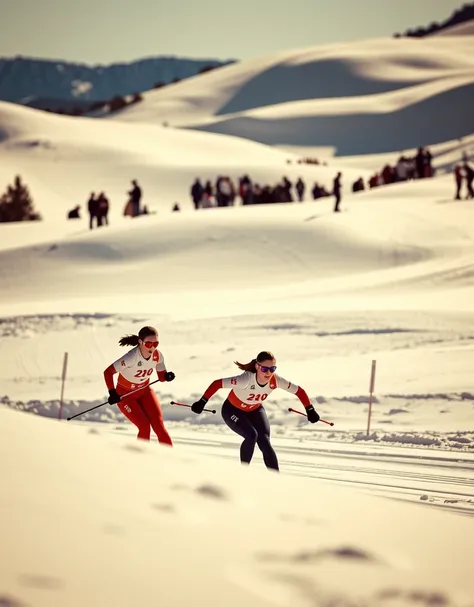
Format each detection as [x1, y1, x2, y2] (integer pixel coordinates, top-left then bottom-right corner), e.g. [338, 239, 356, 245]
[191, 397, 208, 414]
[108, 388, 121, 405]
[306, 404, 320, 423]
[164, 371, 175, 382]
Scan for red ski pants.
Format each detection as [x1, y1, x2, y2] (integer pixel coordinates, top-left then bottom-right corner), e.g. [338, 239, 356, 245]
[117, 386, 173, 446]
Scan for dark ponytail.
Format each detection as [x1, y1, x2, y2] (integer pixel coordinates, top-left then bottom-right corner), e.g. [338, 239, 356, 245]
[118, 325, 158, 347]
[118, 334, 139, 347]
[234, 351, 275, 372]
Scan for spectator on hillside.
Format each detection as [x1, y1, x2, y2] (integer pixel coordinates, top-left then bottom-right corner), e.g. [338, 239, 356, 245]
[191, 178, 204, 210]
[395, 156, 409, 181]
[128, 179, 142, 216]
[415, 148, 425, 179]
[369, 174, 380, 188]
[415, 147, 433, 179]
[204, 180, 213, 198]
[465, 162, 474, 199]
[87, 192, 98, 229]
[333, 172, 342, 212]
[96, 192, 109, 226]
[68, 205, 81, 219]
[239, 175, 253, 205]
[352, 177, 365, 192]
[312, 183, 320, 199]
[381, 164, 394, 185]
[295, 177, 305, 201]
[454, 164, 463, 200]
[311, 182, 330, 199]
[282, 177, 293, 202]
[216, 175, 235, 207]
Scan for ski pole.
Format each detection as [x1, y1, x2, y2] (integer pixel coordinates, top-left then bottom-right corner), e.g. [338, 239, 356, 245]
[67, 379, 161, 421]
[288, 407, 334, 426]
[170, 401, 216, 414]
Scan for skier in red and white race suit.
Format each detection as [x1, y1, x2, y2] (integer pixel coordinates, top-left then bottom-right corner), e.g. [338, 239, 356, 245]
[191, 351, 320, 471]
[103, 325, 174, 446]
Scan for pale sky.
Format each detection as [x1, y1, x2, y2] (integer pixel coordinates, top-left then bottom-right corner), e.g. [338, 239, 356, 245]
[1, 0, 465, 65]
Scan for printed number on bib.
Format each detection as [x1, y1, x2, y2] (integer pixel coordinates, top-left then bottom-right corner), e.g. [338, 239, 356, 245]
[134, 369, 154, 378]
[247, 393, 267, 402]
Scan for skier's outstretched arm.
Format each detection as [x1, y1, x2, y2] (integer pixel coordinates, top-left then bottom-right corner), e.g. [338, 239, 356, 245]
[277, 376, 320, 423]
[191, 379, 225, 413]
[191, 373, 249, 414]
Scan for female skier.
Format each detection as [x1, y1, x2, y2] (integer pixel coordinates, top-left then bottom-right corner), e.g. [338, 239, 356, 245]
[104, 325, 175, 446]
[191, 351, 319, 471]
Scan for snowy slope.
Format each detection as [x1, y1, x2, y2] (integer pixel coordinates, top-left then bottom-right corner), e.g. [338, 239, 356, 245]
[107, 36, 474, 155]
[2, 405, 474, 607]
[0, 174, 473, 454]
[1, 35, 474, 606]
[0, 36, 473, 456]
[0, 101, 363, 220]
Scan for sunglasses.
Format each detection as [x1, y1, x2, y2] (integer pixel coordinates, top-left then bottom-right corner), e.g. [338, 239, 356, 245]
[143, 340, 158, 348]
[258, 365, 277, 373]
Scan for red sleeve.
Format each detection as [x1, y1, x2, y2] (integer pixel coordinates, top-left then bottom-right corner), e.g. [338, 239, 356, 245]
[203, 379, 223, 400]
[295, 386, 311, 408]
[158, 370, 166, 382]
[104, 364, 117, 391]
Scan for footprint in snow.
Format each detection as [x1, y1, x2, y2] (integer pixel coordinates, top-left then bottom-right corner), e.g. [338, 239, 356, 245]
[195, 484, 228, 500]
[377, 588, 449, 605]
[151, 503, 176, 513]
[258, 545, 383, 564]
[18, 574, 62, 589]
[124, 444, 145, 453]
[168, 483, 228, 500]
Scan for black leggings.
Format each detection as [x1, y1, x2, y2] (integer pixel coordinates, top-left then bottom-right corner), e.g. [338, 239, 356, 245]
[221, 400, 279, 471]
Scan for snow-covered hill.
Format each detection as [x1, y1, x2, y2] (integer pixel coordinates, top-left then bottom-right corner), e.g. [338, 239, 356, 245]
[0, 100, 363, 219]
[107, 35, 474, 155]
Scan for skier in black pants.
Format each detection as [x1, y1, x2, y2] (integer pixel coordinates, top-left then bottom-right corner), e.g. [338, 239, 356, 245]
[191, 351, 320, 471]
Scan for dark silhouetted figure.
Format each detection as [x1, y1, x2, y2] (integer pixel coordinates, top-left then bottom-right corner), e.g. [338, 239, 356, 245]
[239, 175, 253, 205]
[87, 193, 98, 229]
[465, 163, 474, 199]
[295, 178, 305, 202]
[68, 205, 81, 219]
[96, 192, 109, 226]
[191, 179, 204, 210]
[454, 165, 463, 200]
[333, 173, 342, 212]
[282, 177, 293, 202]
[128, 180, 142, 216]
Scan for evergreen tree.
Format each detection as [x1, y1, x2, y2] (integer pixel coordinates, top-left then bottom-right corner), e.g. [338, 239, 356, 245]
[0, 175, 42, 222]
